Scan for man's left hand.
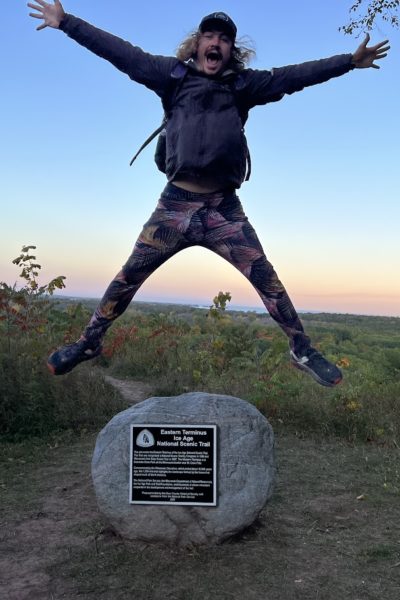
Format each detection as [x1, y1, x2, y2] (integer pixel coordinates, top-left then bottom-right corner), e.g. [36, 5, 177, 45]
[352, 33, 390, 69]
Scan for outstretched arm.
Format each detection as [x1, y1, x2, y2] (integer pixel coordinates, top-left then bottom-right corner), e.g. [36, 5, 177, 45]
[28, 0, 65, 31]
[27, 3, 177, 96]
[242, 33, 390, 107]
[351, 33, 390, 69]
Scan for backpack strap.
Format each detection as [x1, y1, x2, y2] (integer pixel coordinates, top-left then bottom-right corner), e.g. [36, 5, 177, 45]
[231, 73, 251, 181]
[162, 62, 188, 111]
[230, 72, 249, 124]
[129, 118, 166, 166]
[244, 144, 251, 181]
[129, 63, 188, 166]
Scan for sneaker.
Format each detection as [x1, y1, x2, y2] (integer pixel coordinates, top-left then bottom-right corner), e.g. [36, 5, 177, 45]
[47, 338, 102, 376]
[290, 347, 342, 387]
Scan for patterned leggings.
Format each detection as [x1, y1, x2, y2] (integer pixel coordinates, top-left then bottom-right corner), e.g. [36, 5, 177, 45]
[83, 183, 310, 353]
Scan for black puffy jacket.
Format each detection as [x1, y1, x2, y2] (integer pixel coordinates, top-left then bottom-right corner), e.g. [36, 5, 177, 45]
[60, 14, 354, 188]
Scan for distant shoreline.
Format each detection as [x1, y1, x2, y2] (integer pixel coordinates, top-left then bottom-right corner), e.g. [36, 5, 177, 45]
[52, 296, 399, 320]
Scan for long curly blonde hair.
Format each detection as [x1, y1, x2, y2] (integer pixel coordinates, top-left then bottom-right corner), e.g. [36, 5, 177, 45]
[176, 31, 256, 71]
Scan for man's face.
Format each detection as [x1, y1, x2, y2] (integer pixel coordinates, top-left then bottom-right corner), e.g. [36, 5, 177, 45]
[196, 30, 233, 76]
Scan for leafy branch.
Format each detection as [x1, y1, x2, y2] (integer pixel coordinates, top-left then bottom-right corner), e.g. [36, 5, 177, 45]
[0, 246, 66, 348]
[340, 0, 399, 34]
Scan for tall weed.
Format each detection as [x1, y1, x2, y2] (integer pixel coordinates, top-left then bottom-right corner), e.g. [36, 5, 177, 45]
[0, 247, 124, 439]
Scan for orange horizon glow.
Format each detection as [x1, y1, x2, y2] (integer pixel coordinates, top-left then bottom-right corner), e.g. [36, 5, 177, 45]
[2, 246, 398, 318]
[49, 248, 399, 318]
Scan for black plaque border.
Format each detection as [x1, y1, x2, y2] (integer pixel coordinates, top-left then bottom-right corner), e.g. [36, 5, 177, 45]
[129, 423, 217, 506]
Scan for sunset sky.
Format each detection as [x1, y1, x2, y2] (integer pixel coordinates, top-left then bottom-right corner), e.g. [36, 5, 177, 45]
[2, 1, 399, 316]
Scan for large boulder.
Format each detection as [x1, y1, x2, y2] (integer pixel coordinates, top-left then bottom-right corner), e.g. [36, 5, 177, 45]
[92, 392, 275, 546]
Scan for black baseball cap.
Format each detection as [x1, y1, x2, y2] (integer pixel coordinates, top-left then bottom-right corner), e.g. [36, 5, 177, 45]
[199, 12, 237, 40]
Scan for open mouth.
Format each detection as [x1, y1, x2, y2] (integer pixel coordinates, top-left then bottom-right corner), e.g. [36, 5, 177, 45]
[206, 50, 223, 66]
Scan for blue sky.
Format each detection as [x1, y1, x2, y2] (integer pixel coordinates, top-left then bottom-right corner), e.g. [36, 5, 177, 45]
[1, 1, 399, 315]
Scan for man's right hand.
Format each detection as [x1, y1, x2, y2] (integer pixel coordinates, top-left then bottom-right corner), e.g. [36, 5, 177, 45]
[28, 0, 65, 31]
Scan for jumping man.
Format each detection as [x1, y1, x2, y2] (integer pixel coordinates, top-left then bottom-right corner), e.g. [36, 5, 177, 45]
[28, 1, 389, 386]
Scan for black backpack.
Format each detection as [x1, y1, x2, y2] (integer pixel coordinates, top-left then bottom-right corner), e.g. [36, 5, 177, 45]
[129, 63, 251, 181]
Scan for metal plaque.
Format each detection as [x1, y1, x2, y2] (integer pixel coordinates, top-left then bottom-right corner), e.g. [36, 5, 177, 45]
[129, 424, 217, 506]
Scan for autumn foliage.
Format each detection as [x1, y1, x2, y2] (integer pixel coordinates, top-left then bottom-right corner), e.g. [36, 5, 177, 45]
[1, 247, 400, 444]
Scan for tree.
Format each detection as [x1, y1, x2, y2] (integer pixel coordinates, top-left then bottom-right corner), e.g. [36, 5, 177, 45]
[341, 0, 399, 34]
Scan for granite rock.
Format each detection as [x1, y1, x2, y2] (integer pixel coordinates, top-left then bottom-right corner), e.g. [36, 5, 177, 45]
[92, 392, 275, 546]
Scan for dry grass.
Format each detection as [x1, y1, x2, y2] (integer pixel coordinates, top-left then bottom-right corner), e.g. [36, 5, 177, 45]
[1, 422, 399, 599]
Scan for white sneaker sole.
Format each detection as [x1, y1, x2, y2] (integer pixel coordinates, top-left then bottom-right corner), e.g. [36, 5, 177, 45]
[290, 351, 342, 388]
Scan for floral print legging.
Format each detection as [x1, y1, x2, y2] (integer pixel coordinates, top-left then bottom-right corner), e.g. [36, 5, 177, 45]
[83, 183, 310, 353]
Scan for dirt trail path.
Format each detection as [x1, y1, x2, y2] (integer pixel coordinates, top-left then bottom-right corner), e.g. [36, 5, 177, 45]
[103, 375, 154, 404]
[1, 377, 153, 600]
[1, 379, 399, 599]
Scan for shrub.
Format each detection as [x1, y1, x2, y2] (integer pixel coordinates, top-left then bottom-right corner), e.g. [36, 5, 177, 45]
[102, 302, 400, 445]
[0, 246, 125, 440]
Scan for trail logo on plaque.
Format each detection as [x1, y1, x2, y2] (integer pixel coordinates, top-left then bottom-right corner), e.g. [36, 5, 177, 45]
[136, 429, 155, 448]
[129, 424, 217, 506]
